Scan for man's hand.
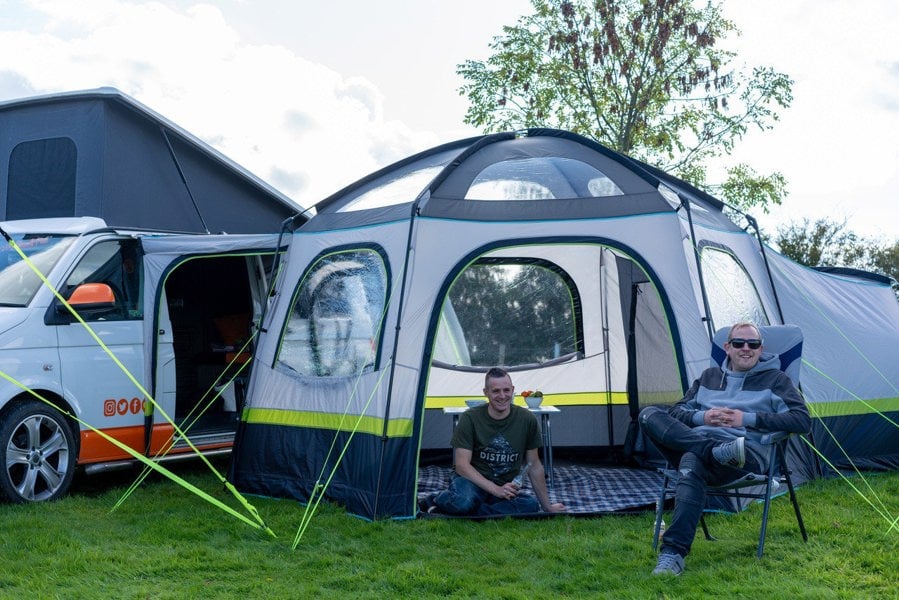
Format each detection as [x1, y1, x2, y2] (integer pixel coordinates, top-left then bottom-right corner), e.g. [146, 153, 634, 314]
[704, 407, 744, 427]
[544, 502, 566, 513]
[493, 481, 520, 500]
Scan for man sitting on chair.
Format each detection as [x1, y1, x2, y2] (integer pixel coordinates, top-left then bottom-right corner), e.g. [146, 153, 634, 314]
[639, 322, 811, 576]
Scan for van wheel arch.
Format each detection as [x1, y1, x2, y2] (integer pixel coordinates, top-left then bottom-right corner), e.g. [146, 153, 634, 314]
[0, 396, 79, 503]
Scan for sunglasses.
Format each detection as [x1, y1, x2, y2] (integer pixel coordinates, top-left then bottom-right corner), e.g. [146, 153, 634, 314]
[728, 338, 762, 350]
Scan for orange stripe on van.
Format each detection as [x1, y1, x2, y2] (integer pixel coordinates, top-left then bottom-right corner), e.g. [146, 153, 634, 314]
[78, 424, 220, 463]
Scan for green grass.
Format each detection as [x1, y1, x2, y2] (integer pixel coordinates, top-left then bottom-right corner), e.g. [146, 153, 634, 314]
[0, 461, 896, 599]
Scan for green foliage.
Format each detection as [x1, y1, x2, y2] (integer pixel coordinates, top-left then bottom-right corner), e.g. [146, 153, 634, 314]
[775, 218, 898, 276]
[868, 240, 899, 284]
[0, 461, 896, 598]
[774, 218, 864, 268]
[457, 0, 793, 211]
[714, 163, 788, 214]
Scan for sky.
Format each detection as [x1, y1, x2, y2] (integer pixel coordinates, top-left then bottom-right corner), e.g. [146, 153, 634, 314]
[1, 0, 897, 240]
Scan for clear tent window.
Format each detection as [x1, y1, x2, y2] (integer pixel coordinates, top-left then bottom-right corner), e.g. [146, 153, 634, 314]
[277, 250, 387, 377]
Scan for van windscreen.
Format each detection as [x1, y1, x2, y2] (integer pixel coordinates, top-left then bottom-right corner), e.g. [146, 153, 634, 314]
[0, 234, 77, 306]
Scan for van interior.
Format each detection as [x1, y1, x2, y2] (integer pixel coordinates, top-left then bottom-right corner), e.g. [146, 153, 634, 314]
[164, 255, 261, 435]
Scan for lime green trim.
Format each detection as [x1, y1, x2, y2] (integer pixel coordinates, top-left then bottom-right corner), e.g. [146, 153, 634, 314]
[245, 407, 414, 437]
[425, 392, 631, 408]
[808, 398, 899, 418]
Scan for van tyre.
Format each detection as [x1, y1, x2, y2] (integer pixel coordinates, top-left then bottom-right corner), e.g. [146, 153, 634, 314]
[0, 401, 77, 503]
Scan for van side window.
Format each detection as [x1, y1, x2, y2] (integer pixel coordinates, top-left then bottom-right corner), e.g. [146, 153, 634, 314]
[279, 250, 387, 377]
[64, 240, 143, 320]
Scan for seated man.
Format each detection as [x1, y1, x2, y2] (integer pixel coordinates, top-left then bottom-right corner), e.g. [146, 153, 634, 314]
[639, 322, 811, 576]
[423, 367, 565, 516]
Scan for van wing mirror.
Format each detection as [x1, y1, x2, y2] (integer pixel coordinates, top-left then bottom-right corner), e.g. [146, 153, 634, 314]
[57, 283, 117, 316]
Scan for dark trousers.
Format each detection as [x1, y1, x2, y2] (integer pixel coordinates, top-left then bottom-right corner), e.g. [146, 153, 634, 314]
[639, 406, 761, 557]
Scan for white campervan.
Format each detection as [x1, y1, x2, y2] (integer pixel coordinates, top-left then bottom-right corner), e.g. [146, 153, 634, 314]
[0, 217, 282, 502]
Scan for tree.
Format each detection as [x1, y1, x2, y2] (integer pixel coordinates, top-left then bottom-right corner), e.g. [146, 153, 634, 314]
[868, 241, 899, 285]
[457, 0, 793, 212]
[774, 218, 899, 298]
[773, 218, 865, 268]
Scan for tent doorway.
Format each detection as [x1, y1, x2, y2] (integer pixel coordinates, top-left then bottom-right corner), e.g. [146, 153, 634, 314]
[420, 243, 682, 508]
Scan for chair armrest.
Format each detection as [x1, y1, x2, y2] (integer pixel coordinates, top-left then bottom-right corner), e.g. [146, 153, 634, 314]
[760, 431, 790, 445]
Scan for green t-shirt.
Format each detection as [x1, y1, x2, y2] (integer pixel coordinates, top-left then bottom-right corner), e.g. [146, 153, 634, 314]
[451, 404, 542, 485]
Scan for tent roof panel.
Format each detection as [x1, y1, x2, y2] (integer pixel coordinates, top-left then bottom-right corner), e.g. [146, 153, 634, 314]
[311, 128, 727, 225]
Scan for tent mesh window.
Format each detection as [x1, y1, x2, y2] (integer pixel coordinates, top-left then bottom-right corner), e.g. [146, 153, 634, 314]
[438, 260, 580, 367]
[700, 246, 769, 330]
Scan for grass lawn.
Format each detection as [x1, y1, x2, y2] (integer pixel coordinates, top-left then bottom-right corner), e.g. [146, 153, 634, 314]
[0, 460, 896, 599]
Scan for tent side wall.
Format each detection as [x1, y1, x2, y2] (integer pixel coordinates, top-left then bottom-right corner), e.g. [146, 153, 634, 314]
[1, 99, 105, 220]
[102, 100, 212, 231]
[231, 208, 713, 519]
[230, 221, 422, 519]
[767, 250, 899, 471]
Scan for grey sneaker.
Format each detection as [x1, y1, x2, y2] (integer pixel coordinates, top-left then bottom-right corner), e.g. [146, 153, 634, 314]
[652, 552, 684, 576]
[712, 437, 746, 468]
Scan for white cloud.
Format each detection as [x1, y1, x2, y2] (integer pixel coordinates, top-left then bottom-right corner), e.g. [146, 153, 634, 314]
[716, 0, 899, 240]
[0, 1, 434, 207]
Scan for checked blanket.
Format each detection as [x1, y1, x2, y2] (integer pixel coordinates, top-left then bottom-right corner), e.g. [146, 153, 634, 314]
[417, 464, 663, 515]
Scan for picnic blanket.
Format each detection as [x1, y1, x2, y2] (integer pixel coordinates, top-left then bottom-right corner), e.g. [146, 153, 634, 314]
[417, 464, 663, 515]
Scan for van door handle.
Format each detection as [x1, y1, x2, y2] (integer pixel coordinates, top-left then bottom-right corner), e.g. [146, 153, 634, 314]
[158, 329, 166, 335]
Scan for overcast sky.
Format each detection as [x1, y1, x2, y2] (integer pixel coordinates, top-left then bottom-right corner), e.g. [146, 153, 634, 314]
[1, 0, 897, 240]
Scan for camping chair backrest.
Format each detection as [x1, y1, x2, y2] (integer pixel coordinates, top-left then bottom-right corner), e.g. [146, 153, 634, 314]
[711, 324, 803, 386]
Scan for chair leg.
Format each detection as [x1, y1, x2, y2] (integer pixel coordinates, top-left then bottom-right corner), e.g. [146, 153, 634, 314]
[652, 473, 670, 551]
[756, 480, 774, 559]
[784, 472, 809, 542]
[700, 515, 716, 541]
[777, 444, 809, 544]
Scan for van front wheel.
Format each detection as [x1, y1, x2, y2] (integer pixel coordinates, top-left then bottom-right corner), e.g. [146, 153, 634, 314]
[0, 401, 77, 502]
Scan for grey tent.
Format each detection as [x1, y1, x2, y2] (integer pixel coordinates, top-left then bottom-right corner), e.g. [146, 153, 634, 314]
[230, 128, 899, 520]
[0, 88, 302, 233]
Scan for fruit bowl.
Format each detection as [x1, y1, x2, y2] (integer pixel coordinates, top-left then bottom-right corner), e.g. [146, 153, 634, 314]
[525, 395, 543, 408]
[465, 399, 487, 408]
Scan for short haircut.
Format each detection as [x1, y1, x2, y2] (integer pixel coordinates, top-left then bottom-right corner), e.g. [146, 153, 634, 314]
[727, 321, 762, 342]
[485, 366, 510, 387]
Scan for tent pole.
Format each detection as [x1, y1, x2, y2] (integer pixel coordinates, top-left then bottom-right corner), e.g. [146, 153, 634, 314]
[623, 281, 641, 445]
[680, 198, 715, 342]
[744, 214, 787, 323]
[599, 250, 615, 446]
[370, 199, 422, 518]
[159, 126, 210, 234]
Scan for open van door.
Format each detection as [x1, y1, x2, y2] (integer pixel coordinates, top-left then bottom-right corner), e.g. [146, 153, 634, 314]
[147, 246, 279, 458]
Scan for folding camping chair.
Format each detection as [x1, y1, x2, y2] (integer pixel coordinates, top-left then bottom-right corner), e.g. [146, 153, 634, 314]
[651, 324, 809, 558]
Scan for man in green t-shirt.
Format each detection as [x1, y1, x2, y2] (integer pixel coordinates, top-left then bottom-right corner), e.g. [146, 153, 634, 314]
[425, 367, 565, 516]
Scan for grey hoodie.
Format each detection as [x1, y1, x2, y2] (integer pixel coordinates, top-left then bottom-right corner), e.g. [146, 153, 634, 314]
[669, 352, 811, 467]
